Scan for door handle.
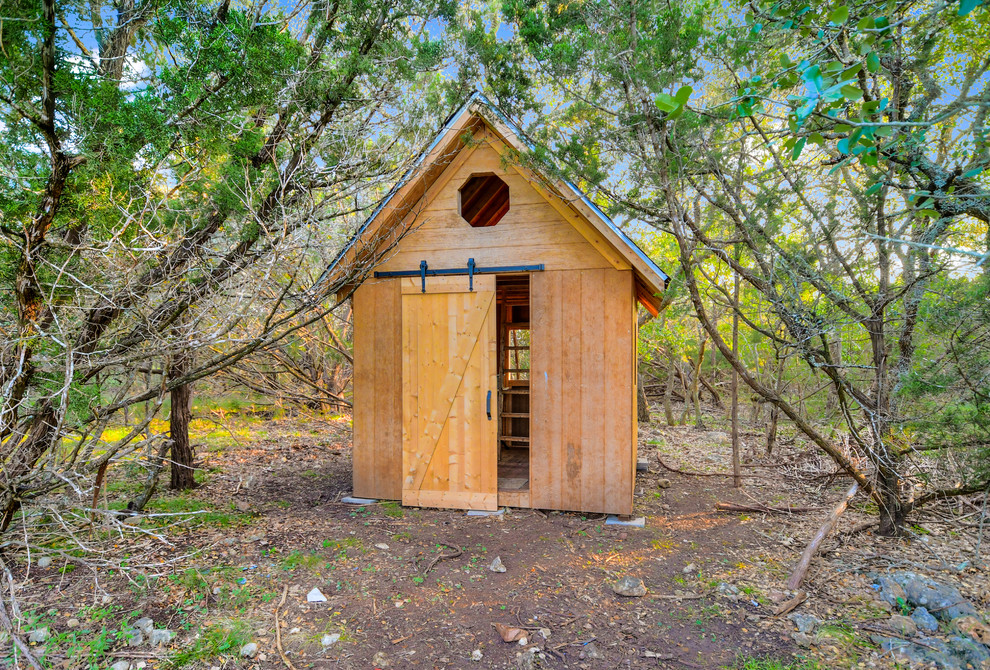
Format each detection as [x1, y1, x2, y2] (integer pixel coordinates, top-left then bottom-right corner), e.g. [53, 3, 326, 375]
[486, 390, 492, 420]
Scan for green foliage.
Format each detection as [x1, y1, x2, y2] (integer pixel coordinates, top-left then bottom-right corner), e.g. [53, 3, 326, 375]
[165, 619, 253, 668]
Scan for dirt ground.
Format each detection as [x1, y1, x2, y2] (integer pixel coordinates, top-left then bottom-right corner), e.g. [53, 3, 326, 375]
[6, 403, 989, 669]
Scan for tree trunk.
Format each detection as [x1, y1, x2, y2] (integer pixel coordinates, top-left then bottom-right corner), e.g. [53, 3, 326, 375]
[731, 267, 741, 488]
[169, 350, 196, 491]
[692, 335, 707, 429]
[663, 352, 676, 426]
[766, 356, 784, 455]
[0, 406, 58, 534]
[637, 368, 650, 423]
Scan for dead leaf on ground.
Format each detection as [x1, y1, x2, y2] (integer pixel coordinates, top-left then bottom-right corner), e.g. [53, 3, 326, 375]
[493, 623, 527, 643]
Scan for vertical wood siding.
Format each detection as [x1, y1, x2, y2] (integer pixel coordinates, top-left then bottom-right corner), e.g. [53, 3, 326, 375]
[529, 269, 636, 515]
[352, 279, 402, 500]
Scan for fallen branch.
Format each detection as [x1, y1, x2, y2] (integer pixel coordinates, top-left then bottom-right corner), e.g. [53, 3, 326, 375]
[716, 502, 821, 515]
[0, 560, 42, 670]
[786, 482, 859, 590]
[422, 541, 462, 575]
[274, 585, 297, 670]
[657, 456, 770, 480]
[773, 590, 807, 616]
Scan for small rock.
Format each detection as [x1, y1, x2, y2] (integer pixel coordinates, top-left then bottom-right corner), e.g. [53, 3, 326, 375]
[123, 629, 143, 647]
[612, 576, 647, 597]
[110, 662, 130, 670]
[321, 633, 340, 648]
[36, 556, 52, 569]
[374, 543, 390, 550]
[289, 627, 301, 634]
[258, 653, 267, 662]
[489, 556, 507, 573]
[212, 586, 222, 595]
[307, 587, 327, 602]
[888, 614, 917, 637]
[788, 613, 820, 635]
[617, 532, 628, 540]
[133, 617, 155, 636]
[539, 627, 551, 640]
[239, 642, 258, 658]
[28, 627, 49, 643]
[515, 647, 538, 670]
[584, 642, 602, 659]
[371, 651, 389, 667]
[746, 614, 761, 622]
[234, 500, 250, 512]
[717, 582, 741, 598]
[148, 629, 175, 647]
[791, 631, 815, 648]
[657, 479, 671, 489]
[682, 563, 696, 574]
[517, 636, 528, 645]
[66, 618, 79, 628]
[471, 649, 483, 661]
[911, 607, 938, 633]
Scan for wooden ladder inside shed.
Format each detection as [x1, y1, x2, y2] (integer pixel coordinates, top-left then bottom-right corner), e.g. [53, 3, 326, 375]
[496, 275, 531, 493]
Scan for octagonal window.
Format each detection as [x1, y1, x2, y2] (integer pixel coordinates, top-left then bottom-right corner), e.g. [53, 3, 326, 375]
[458, 173, 510, 228]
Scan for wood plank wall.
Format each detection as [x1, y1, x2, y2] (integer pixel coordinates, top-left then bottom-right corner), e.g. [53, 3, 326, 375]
[352, 279, 402, 500]
[375, 144, 616, 274]
[529, 268, 636, 515]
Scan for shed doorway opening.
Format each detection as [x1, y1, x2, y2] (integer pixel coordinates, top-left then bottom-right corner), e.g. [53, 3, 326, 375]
[496, 275, 530, 498]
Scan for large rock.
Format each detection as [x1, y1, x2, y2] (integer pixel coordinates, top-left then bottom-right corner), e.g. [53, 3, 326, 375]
[871, 634, 990, 670]
[912, 607, 939, 633]
[612, 576, 647, 597]
[882, 572, 979, 621]
[239, 642, 258, 658]
[873, 576, 908, 608]
[888, 614, 917, 637]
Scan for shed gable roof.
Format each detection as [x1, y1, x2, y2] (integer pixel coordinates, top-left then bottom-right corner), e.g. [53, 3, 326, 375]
[323, 93, 669, 314]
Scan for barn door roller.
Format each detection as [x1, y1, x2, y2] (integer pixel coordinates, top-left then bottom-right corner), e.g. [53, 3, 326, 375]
[374, 259, 545, 293]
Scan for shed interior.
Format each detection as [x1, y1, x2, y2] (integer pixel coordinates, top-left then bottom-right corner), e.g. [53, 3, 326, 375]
[496, 274, 531, 496]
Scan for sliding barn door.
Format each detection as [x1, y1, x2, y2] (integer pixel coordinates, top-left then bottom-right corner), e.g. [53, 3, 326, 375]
[401, 276, 498, 510]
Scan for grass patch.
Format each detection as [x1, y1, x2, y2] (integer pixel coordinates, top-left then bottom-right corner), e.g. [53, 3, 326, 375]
[380, 501, 404, 518]
[142, 495, 252, 529]
[278, 549, 325, 572]
[732, 657, 826, 670]
[166, 619, 253, 668]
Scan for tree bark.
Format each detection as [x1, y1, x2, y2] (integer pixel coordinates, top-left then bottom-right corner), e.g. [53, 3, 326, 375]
[637, 366, 650, 423]
[731, 266, 741, 488]
[766, 356, 784, 455]
[692, 334, 707, 429]
[169, 350, 195, 491]
[663, 352, 676, 426]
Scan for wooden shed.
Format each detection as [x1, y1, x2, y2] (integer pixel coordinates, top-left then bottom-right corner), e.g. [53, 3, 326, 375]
[330, 94, 669, 515]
